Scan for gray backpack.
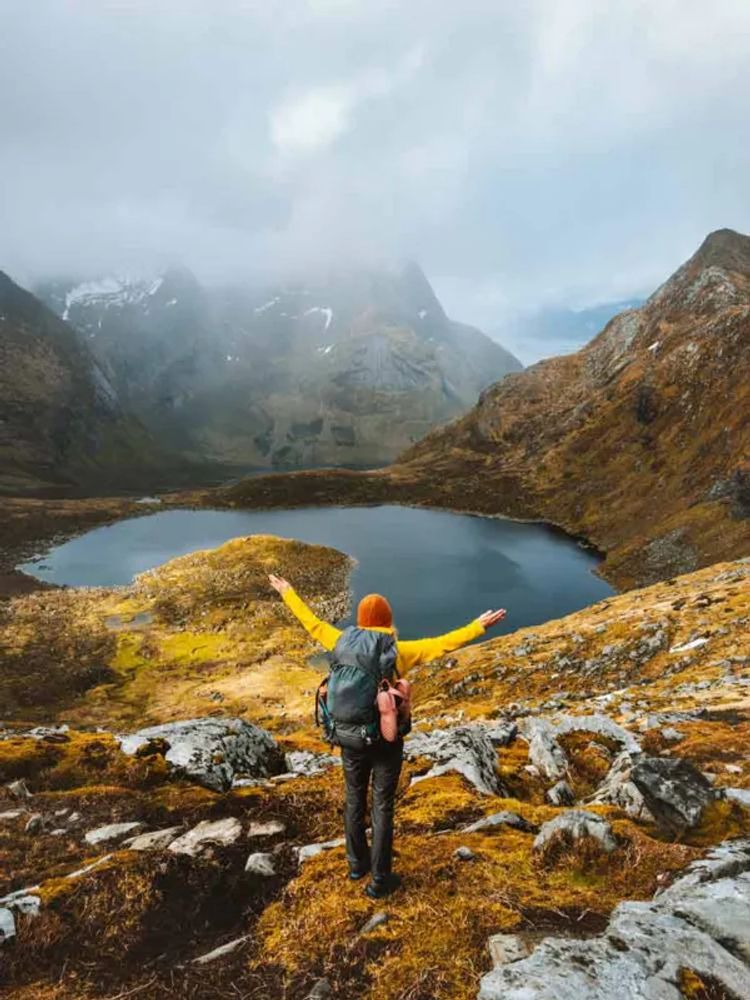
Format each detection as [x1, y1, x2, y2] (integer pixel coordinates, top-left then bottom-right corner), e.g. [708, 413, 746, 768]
[315, 626, 398, 750]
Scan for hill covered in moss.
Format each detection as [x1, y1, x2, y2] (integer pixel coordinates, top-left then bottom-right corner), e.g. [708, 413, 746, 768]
[1, 537, 748, 999]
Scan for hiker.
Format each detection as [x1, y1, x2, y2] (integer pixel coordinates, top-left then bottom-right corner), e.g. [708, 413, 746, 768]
[269, 573, 506, 899]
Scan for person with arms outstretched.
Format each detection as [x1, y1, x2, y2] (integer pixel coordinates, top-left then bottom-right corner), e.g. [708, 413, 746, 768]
[269, 574, 506, 899]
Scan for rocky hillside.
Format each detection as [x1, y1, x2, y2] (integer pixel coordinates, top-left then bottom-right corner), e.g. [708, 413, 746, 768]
[39, 264, 522, 470]
[394, 229, 750, 587]
[1, 536, 749, 999]
[0, 272, 173, 494]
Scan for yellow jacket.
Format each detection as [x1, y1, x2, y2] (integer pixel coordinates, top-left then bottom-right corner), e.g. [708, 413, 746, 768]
[282, 588, 485, 671]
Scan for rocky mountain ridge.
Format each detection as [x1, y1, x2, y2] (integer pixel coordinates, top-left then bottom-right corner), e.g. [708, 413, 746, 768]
[0, 272, 171, 494]
[0, 535, 748, 999]
[38, 263, 522, 471]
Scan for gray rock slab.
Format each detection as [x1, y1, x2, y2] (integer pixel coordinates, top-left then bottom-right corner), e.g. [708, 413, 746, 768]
[168, 817, 242, 856]
[126, 826, 183, 851]
[488, 932, 530, 967]
[118, 717, 285, 792]
[85, 821, 145, 846]
[478, 838, 750, 1000]
[533, 810, 617, 854]
[463, 811, 536, 835]
[406, 725, 504, 795]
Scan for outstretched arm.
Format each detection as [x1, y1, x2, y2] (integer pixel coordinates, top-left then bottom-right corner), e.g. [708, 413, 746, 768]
[397, 608, 506, 670]
[268, 575, 342, 652]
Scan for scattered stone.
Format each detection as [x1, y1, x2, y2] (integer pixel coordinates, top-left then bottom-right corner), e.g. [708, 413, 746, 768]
[24, 813, 44, 834]
[660, 726, 684, 742]
[66, 856, 112, 879]
[359, 911, 388, 935]
[630, 756, 716, 835]
[483, 721, 519, 747]
[479, 838, 750, 1000]
[0, 908, 15, 943]
[245, 852, 277, 877]
[533, 810, 617, 857]
[7, 779, 31, 800]
[488, 932, 530, 967]
[295, 838, 346, 865]
[520, 719, 567, 782]
[725, 788, 750, 808]
[463, 811, 536, 834]
[589, 751, 653, 821]
[306, 978, 332, 999]
[119, 717, 285, 792]
[554, 714, 641, 754]
[285, 750, 340, 776]
[191, 934, 251, 965]
[126, 826, 183, 851]
[454, 846, 476, 861]
[405, 725, 505, 795]
[85, 821, 145, 846]
[546, 780, 576, 807]
[169, 817, 242, 857]
[0, 810, 25, 821]
[247, 819, 286, 838]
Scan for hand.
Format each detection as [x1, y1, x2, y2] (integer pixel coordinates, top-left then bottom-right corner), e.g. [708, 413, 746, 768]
[268, 574, 292, 594]
[477, 609, 506, 630]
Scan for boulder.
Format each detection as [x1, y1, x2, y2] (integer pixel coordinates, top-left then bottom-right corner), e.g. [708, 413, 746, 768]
[405, 725, 505, 795]
[168, 817, 242, 857]
[478, 839, 750, 1000]
[588, 751, 653, 821]
[245, 852, 276, 877]
[463, 811, 536, 835]
[454, 846, 476, 861]
[488, 932, 530, 967]
[546, 780, 575, 807]
[630, 756, 716, 834]
[533, 810, 617, 857]
[85, 821, 145, 846]
[119, 717, 285, 792]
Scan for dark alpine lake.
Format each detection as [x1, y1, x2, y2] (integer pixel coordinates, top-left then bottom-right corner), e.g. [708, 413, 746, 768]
[20, 506, 614, 640]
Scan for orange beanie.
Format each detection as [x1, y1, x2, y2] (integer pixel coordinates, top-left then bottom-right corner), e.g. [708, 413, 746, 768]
[357, 593, 393, 628]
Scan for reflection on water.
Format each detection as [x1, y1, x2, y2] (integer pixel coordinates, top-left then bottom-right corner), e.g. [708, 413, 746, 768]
[20, 506, 614, 640]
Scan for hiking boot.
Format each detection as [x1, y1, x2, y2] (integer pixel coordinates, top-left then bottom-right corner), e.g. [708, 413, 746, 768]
[364, 873, 402, 899]
[348, 868, 370, 882]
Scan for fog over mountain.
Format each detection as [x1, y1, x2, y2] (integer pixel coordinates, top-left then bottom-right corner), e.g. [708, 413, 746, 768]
[2, 1, 750, 358]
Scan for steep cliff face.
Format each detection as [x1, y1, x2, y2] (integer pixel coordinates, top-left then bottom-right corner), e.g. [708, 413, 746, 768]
[398, 229, 750, 586]
[0, 272, 166, 493]
[39, 264, 522, 470]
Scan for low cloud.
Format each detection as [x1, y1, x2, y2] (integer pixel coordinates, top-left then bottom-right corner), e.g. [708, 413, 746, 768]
[1, 0, 749, 356]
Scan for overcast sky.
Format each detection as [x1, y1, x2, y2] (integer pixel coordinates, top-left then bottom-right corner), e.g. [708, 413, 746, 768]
[2, 0, 749, 352]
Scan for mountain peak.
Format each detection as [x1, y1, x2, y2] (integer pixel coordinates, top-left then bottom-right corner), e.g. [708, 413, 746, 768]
[691, 227, 750, 274]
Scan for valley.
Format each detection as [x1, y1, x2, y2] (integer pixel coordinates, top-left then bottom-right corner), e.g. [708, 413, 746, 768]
[1, 229, 749, 1000]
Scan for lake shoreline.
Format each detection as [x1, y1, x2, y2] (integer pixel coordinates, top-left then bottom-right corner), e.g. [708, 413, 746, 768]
[1, 475, 613, 603]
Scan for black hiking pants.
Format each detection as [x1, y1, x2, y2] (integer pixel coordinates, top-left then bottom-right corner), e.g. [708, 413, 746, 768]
[341, 739, 403, 884]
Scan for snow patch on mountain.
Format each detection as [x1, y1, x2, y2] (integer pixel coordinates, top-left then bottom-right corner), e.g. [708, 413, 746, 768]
[62, 276, 163, 320]
[304, 306, 333, 330]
